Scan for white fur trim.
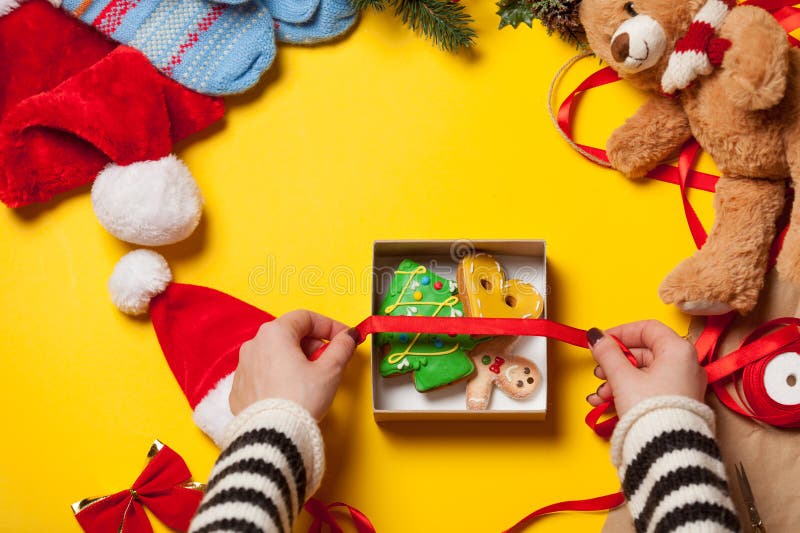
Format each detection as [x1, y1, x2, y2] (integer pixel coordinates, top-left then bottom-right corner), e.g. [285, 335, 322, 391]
[108, 249, 172, 315]
[611, 15, 667, 74]
[0, 0, 21, 16]
[91, 155, 203, 246]
[192, 373, 235, 447]
[0, 0, 60, 17]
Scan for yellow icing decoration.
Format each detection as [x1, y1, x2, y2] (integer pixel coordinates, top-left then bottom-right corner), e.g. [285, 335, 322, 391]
[413, 291, 423, 300]
[384, 265, 426, 313]
[386, 295, 462, 364]
[457, 253, 544, 319]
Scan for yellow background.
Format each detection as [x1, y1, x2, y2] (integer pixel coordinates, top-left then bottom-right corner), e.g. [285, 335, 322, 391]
[0, 3, 719, 531]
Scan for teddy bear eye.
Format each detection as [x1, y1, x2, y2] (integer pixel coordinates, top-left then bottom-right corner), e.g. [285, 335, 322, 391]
[624, 2, 637, 16]
[516, 380, 524, 387]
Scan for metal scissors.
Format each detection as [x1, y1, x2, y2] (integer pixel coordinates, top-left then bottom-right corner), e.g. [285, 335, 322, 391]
[735, 461, 765, 533]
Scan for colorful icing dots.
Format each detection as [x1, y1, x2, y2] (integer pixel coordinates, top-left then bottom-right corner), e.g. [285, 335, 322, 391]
[434, 337, 444, 348]
[398, 333, 409, 343]
[482, 355, 491, 365]
[433, 281, 443, 290]
[420, 275, 431, 286]
[413, 291, 423, 301]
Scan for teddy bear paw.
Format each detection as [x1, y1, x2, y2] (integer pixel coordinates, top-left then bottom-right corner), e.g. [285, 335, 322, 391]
[658, 255, 757, 315]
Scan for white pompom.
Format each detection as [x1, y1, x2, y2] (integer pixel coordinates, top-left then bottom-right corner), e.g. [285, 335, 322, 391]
[0, 0, 62, 17]
[92, 155, 203, 246]
[109, 250, 172, 315]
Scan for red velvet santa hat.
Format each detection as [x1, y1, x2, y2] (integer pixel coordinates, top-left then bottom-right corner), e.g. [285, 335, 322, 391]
[0, 0, 224, 247]
[109, 250, 275, 446]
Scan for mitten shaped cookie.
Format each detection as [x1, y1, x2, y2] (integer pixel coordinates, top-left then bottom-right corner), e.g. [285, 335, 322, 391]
[457, 253, 544, 319]
[466, 337, 542, 410]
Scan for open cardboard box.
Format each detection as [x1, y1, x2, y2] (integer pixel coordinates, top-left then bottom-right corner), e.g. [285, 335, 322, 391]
[371, 240, 548, 421]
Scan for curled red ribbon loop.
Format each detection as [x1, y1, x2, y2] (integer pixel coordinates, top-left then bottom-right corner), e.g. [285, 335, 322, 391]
[305, 497, 376, 533]
[583, 336, 640, 439]
[72, 440, 204, 533]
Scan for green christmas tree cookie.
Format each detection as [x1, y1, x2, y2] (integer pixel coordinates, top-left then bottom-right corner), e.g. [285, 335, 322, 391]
[377, 259, 486, 391]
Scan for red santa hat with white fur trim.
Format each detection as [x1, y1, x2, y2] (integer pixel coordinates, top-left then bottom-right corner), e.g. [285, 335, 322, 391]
[109, 250, 275, 446]
[0, 0, 222, 248]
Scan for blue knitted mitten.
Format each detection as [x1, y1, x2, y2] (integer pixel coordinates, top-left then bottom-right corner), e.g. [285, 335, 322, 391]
[61, 0, 276, 95]
[265, 0, 357, 44]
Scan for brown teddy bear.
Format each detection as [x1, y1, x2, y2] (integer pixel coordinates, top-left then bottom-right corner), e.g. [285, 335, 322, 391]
[512, 0, 798, 315]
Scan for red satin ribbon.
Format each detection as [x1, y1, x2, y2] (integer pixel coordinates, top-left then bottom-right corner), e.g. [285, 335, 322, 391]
[556, 66, 716, 246]
[305, 498, 376, 533]
[73, 441, 203, 533]
[320, 317, 632, 439]
[502, 492, 627, 532]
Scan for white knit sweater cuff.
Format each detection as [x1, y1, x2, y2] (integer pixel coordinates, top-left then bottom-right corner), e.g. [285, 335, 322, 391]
[222, 398, 326, 498]
[610, 395, 715, 469]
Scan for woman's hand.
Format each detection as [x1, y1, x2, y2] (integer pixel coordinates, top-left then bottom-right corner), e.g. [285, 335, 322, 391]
[229, 310, 359, 419]
[586, 320, 707, 417]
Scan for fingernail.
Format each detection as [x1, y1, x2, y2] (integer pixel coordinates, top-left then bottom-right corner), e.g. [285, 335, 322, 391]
[596, 383, 605, 395]
[593, 365, 602, 378]
[346, 327, 361, 344]
[585, 394, 593, 403]
[587, 327, 604, 347]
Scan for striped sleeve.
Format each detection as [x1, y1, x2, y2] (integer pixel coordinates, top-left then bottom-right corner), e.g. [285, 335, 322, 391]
[610, 396, 740, 533]
[189, 399, 325, 533]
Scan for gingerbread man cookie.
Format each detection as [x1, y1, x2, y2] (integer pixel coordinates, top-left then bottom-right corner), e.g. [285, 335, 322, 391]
[456, 253, 544, 319]
[466, 337, 542, 410]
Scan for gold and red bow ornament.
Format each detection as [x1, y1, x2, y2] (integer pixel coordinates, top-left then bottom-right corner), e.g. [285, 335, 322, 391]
[71, 440, 205, 533]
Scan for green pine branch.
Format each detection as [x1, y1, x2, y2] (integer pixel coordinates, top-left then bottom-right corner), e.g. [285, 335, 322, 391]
[351, 0, 476, 53]
[351, 0, 386, 11]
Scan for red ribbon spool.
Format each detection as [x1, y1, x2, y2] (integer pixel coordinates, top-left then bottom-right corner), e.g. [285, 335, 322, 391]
[703, 317, 800, 427]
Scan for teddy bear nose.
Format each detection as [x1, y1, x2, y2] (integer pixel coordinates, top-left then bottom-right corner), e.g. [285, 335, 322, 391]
[611, 32, 630, 62]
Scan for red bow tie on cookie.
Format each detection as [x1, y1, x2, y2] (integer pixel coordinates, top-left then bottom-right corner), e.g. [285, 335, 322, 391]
[72, 440, 204, 533]
[488, 356, 505, 374]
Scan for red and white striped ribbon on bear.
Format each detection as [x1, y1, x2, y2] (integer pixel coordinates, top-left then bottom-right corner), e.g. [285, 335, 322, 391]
[661, 0, 736, 94]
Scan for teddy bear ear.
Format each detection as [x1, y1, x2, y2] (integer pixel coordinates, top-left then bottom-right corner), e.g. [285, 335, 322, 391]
[497, 0, 586, 47]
